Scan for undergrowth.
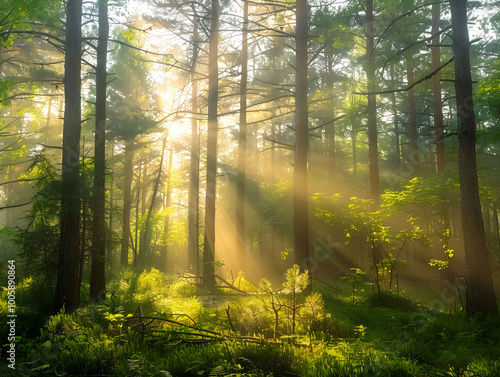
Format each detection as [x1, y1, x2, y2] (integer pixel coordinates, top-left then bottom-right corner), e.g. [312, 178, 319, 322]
[1, 267, 500, 377]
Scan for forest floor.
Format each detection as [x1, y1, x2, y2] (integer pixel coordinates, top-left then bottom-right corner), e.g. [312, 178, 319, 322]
[1, 268, 500, 376]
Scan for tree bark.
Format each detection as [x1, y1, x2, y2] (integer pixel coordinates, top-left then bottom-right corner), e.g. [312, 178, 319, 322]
[90, 0, 109, 300]
[187, 23, 200, 275]
[120, 142, 134, 266]
[54, 0, 83, 312]
[140, 138, 167, 266]
[407, 57, 419, 172]
[160, 143, 173, 272]
[325, 52, 336, 177]
[236, 0, 248, 273]
[366, 0, 380, 207]
[390, 65, 401, 172]
[203, 0, 219, 288]
[449, 0, 498, 316]
[293, 0, 310, 271]
[432, 3, 445, 172]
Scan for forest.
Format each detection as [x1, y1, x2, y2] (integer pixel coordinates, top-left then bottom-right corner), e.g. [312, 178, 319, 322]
[1, 0, 500, 375]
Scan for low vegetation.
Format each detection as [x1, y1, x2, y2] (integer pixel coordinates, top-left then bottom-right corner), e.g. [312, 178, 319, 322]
[2, 266, 500, 377]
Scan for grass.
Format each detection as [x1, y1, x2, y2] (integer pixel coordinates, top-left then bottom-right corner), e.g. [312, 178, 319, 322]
[2, 268, 500, 376]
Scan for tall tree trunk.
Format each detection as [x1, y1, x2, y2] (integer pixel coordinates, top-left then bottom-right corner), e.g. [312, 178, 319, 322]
[449, 0, 498, 316]
[293, 0, 310, 271]
[366, 0, 380, 207]
[325, 53, 336, 177]
[160, 143, 174, 272]
[389, 65, 401, 172]
[108, 139, 114, 258]
[352, 126, 357, 177]
[407, 57, 419, 173]
[120, 142, 134, 266]
[432, 3, 445, 172]
[90, 0, 109, 300]
[236, 0, 248, 273]
[188, 23, 200, 275]
[140, 138, 167, 266]
[203, 0, 219, 288]
[54, 0, 83, 312]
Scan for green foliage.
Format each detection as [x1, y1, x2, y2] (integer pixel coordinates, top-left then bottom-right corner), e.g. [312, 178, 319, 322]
[342, 268, 366, 304]
[283, 264, 309, 294]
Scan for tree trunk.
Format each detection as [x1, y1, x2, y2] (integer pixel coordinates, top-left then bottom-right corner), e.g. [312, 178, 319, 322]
[389, 58, 401, 173]
[140, 138, 167, 267]
[407, 57, 419, 173]
[366, 0, 380, 207]
[203, 0, 219, 288]
[293, 0, 310, 271]
[90, 0, 109, 300]
[108, 139, 114, 258]
[449, 0, 498, 316]
[187, 23, 200, 275]
[494, 204, 500, 249]
[236, 0, 248, 274]
[352, 126, 357, 177]
[325, 53, 336, 177]
[120, 142, 134, 266]
[432, 3, 445, 172]
[160, 143, 174, 272]
[54, 0, 83, 312]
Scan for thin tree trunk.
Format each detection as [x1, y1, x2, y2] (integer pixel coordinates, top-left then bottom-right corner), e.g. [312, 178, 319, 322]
[203, 0, 220, 288]
[236, 0, 248, 273]
[140, 138, 167, 267]
[160, 143, 174, 272]
[325, 53, 336, 177]
[449, 0, 498, 316]
[390, 66, 401, 172]
[366, 0, 380, 207]
[293, 0, 310, 272]
[352, 126, 357, 177]
[188, 23, 200, 275]
[121, 142, 134, 266]
[54, 0, 83, 312]
[44, 97, 53, 145]
[407, 57, 419, 173]
[108, 139, 114, 258]
[432, 3, 445, 172]
[90, 0, 109, 299]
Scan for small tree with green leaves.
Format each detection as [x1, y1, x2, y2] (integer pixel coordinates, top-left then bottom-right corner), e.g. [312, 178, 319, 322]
[300, 291, 325, 347]
[342, 268, 366, 304]
[282, 264, 309, 338]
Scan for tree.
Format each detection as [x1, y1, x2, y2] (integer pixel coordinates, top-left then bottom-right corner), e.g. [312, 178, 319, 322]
[54, 0, 83, 312]
[187, 21, 200, 275]
[293, 0, 310, 272]
[365, 0, 380, 207]
[90, 0, 109, 300]
[203, 0, 220, 288]
[406, 55, 419, 172]
[431, 2, 445, 172]
[236, 0, 249, 274]
[449, 0, 498, 316]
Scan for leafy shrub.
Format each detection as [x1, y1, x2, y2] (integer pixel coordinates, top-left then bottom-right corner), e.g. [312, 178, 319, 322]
[170, 280, 199, 297]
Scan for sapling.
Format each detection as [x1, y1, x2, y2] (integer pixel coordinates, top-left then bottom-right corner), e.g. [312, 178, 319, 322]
[301, 292, 325, 347]
[257, 278, 283, 340]
[283, 264, 309, 338]
[342, 268, 366, 304]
